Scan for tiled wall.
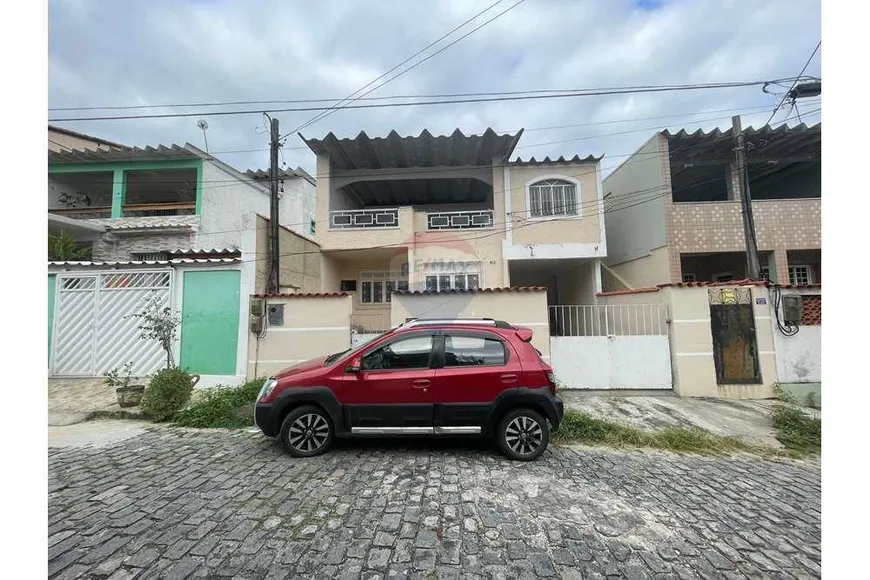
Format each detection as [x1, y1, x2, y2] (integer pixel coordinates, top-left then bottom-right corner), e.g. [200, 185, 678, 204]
[666, 197, 821, 283]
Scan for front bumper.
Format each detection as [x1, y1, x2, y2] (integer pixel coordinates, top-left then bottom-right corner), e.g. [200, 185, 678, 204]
[255, 402, 280, 437]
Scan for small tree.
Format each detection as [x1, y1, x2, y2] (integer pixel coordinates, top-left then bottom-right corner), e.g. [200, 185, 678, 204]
[48, 231, 92, 261]
[131, 296, 181, 369]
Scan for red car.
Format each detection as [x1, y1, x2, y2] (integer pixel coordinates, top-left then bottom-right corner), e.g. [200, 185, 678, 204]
[255, 318, 564, 461]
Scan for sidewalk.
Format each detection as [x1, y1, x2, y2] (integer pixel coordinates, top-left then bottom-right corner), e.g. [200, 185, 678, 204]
[48, 378, 144, 426]
[559, 390, 819, 448]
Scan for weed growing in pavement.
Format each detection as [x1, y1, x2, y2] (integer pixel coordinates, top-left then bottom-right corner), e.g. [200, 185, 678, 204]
[173, 378, 265, 428]
[770, 384, 822, 455]
[553, 411, 768, 456]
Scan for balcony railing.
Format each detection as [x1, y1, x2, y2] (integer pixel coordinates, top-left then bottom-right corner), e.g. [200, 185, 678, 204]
[123, 202, 196, 217]
[330, 208, 399, 229]
[427, 210, 494, 230]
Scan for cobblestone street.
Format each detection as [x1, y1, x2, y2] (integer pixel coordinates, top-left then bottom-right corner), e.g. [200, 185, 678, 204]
[48, 425, 821, 579]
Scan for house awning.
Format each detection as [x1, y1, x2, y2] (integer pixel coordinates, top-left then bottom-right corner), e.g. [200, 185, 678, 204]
[300, 128, 524, 170]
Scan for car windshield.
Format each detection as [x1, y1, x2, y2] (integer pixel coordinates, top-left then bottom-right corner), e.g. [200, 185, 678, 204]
[323, 331, 389, 365]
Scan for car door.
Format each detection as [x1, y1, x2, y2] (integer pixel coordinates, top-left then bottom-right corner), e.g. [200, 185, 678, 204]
[342, 331, 436, 431]
[431, 330, 522, 430]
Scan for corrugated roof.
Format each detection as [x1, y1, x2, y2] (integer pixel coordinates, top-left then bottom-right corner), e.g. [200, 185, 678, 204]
[166, 247, 239, 255]
[48, 258, 240, 267]
[393, 286, 547, 296]
[663, 122, 821, 165]
[300, 128, 524, 170]
[105, 221, 197, 231]
[251, 292, 349, 298]
[245, 167, 316, 185]
[511, 154, 602, 166]
[48, 125, 126, 149]
[48, 143, 203, 164]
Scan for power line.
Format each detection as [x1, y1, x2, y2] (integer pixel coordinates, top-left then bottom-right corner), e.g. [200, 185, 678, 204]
[48, 101, 820, 176]
[285, 0, 513, 137]
[289, 0, 529, 137]
[765, 40, 821, 125]
[48, 79, 799, 123]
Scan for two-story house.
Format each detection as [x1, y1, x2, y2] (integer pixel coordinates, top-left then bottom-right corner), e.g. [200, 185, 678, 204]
[602, 123, 821, 289]
[300, 128, 607, 333]
[47, 136, 319, 384]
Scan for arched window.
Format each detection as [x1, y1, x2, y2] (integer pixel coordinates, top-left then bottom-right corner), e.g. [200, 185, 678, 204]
[528, 178, 578, 217]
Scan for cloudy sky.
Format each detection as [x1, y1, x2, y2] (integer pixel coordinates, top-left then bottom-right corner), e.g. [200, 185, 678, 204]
[48, 0, 821, 176]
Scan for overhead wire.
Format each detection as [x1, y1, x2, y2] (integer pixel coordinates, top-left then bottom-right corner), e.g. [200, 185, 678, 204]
[287, 0, 521, 137]
[765, 40, 821, 125]
[48, 79, 805, 123]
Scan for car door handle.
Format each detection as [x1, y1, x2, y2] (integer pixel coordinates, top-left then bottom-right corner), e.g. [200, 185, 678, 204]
[412, 379, 431, 389]
[500, 374, 518, 383]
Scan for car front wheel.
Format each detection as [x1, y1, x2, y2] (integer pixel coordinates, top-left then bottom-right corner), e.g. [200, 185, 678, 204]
[280, 405, 334, 457]
[496, 408, 550, 461]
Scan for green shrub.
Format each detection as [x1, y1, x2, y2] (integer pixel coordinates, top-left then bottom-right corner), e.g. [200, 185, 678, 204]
[174, 378, 265, 428]
[141, 367, 195, 422]
[771, 404, 821, 454]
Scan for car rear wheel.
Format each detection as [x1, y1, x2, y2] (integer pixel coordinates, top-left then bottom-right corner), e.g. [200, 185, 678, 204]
[496, 408, 550, 461]
[280, 405, 334, 457]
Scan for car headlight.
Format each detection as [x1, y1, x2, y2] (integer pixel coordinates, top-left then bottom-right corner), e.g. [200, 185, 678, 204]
[258, 378, 278, 401]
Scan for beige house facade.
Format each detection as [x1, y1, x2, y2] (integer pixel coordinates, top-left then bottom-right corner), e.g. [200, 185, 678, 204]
[602, 123, 821, 290]
[301, 129, 607, 332]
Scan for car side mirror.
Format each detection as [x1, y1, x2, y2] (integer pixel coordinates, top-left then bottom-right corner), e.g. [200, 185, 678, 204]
[345, 357, 362, 374]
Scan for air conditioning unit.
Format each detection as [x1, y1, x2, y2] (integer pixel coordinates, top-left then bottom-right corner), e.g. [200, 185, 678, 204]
[250, 298, 264, 317]
[782, 295, 802, 325]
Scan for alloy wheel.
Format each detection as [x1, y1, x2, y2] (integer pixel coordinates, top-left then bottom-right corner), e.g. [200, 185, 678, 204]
[505, 415, 544, 456]
[288, 413, 330, 453]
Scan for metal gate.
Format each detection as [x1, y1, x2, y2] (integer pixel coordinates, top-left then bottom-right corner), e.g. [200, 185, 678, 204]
[52, 271, 172, 377]
[709, 288, 761, 384]
[549, 304, 672, 390]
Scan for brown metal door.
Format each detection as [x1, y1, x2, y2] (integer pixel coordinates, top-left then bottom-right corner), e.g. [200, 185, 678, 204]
[710, 304, 761, 384]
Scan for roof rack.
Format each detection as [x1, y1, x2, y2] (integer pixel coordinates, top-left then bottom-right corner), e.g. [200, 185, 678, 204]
[397, 318, 515, 330]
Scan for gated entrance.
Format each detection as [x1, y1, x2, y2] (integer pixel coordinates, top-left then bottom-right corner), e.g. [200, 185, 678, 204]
[51, 270, 172, 377]
[708, 287, 761, 384]
[549, 303, 672, 390]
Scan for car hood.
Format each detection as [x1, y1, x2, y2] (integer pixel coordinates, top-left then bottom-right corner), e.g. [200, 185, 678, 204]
[274, 356, 329, 379]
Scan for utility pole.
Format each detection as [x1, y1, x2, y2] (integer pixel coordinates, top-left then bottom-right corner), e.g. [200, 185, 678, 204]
[732, 115, 761, 280]
[268, 116, 281, 293]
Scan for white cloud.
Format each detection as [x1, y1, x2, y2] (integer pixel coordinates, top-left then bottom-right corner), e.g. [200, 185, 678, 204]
[48, 0, 821, 176]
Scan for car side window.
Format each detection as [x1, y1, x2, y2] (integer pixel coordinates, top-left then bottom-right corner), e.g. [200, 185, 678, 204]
[362, 335, 433, 370]
[443, 334, 507, 367]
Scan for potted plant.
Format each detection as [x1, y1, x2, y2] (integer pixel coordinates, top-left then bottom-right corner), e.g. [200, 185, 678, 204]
[105, 362, 145, 407]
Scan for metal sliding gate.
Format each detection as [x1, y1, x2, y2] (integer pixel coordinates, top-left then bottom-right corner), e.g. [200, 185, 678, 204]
[51, 270, 172, 377]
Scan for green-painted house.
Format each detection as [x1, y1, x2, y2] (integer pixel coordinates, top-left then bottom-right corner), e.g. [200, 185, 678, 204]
[47, 136, 318, 386]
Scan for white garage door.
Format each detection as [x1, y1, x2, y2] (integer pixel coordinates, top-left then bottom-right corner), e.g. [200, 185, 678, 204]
[52, 271, 172, 377]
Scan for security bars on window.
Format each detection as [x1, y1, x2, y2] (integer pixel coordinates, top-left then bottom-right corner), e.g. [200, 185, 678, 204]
[529, 179, 577, 217]
[788, 265, 812, 286]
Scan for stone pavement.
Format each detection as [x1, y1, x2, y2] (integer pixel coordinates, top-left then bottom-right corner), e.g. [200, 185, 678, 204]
[48, 378, 144, 426]
[561, 392, 821, 448]
[48, 426, 821, 579]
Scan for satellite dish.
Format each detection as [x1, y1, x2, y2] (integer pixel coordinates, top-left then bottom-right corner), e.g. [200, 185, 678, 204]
[197, 119, 209, 130]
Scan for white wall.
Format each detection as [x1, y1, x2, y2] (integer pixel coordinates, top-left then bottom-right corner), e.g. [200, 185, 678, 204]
[551, 336, 672, 389]
[603, 135, 668, 266]
[198, 160, 313, 250]
[773, 327, 821, 383]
